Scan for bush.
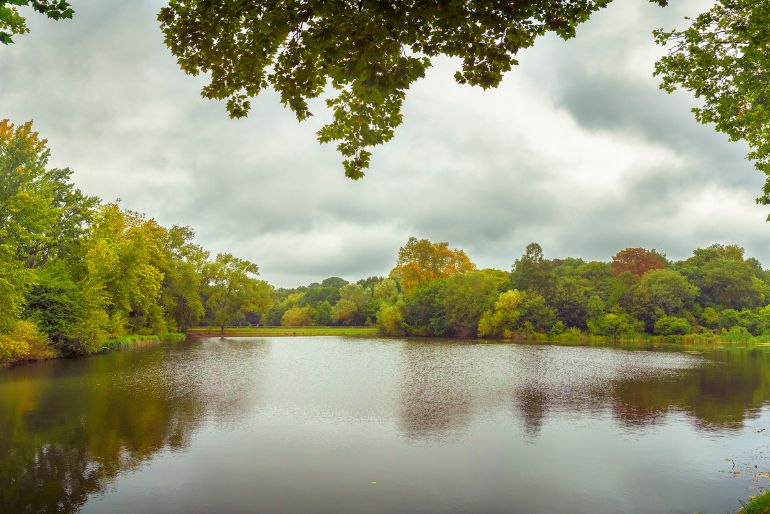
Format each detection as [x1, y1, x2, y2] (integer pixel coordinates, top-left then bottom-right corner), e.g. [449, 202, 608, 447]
[377, 303, 406, 336]
[588, 313, 643, 340]
[654, 316, 692, 335]
[281, 306, 314, 326]
[0, 321, 54, 366]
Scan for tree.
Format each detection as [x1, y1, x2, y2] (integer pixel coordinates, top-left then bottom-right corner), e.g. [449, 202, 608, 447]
[510, 243, 555, 297]
[587, 313, 643, 341]
[655, 1, 770, 211]
[610, 247, 667, 279]
[281, 306, 314, 327]
[626, 268, 698, 330]
[376, 303, 406, 337]
[654, 316, 691, 336]
[389, 237, 475, 294]
[160, 226, 208, 332]
[158, 0, 666, 179]
[0, 119, 97, 267]
[0, 1, 74, 45]
[331, 283, 369, 325]
[439, 271, 500, 337]
[478, 289, 556, 337]
[203, 253, 272, 334]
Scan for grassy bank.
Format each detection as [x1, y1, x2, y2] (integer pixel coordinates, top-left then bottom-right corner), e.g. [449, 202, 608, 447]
[741, 491, 770, 513]
[1, 332, 186, 368]
[188, 326, 378, 337]
[102, 333, 186, 351]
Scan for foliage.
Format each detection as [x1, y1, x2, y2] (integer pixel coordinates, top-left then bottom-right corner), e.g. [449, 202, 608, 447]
[390, 237, 475, 294]
[654, 316, 691, 336]
[0, 1, 73, 45]
[740, 489, 770, 514]
[478, 289, 557, 338]
[158, 0, 670, 178]
[0, 320, 52, 366]
[588, 313, 644, 341]
[610, 247, 667, 279]
[281, 306, 314, 327]
[655, 1, 770, 211]
[203, 253, 273, 332]
[376, 303, 406, 337]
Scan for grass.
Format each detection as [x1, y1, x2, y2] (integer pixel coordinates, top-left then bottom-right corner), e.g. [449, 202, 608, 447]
[187, 326, 378, 337]
[741, 491, 770, 514]
[102, 332, 185, 350]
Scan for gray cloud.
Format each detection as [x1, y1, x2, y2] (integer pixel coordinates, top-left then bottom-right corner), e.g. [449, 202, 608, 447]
[1, 0, 767, 287]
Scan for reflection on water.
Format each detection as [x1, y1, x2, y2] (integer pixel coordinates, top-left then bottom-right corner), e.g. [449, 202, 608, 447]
[2, 338, 770, 513]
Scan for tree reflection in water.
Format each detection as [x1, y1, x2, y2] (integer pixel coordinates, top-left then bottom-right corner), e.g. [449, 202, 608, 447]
[0, 339, 269, 514]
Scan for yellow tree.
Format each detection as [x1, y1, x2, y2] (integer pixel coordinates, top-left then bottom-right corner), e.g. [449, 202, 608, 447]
[389, 237, 475, 294]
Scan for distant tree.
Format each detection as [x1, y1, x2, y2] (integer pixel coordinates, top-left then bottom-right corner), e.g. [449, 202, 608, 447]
[588, 313, 643, 341]
[0, 1, 74, 45]
[332, 284, 369, 325]
[389, 237, 475, 294]
[373, 278, 400, 304]
[203, 253, 272, 334]
[610, 247, 666, 279]
[439, 271, 500, 337]
[377, 303, 406, 337]
[321, 276, 349, 289]
[552, 277, 589, 329]
[478, 289, 555, 338]
[510, 243, 555, 298]
[281, 306, 314, 327]
[654, 316, 691, 336]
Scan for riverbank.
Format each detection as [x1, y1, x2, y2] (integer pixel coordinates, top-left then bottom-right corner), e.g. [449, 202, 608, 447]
[1, 332, 185, 368]
[187, 326, 378, 337]
[742, 490, 770, 513]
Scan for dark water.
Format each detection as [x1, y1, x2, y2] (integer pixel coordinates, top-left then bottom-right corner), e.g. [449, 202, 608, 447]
[2, 338, 770, 513]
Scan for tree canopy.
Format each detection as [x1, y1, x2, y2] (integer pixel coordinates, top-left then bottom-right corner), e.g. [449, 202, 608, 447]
[655, 0, 770, 212]
[157, 0, 668, 179]
[0, 1, 73, 45]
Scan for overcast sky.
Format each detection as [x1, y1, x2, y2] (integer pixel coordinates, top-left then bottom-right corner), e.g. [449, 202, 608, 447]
[1, 0, 767, 287]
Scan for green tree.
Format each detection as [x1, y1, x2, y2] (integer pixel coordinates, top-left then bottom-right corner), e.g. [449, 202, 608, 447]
[376, 302, 406, 337]
[510, 243, 555, 298]
[331, 284, 369, 325]
[281, 306, 314, 326]
[203, 253, 272, 334]
[0, 1, 74, 45]
[158, 1, 667, 178]
[588, 313, 643, 341]
[389, 237, 475, 294]
[654, 316, 691, 336]
[655, 1, 770, 210]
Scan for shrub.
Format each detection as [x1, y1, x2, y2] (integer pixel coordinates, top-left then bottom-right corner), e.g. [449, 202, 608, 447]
[377, 303, 406, 336]
[588, 313, 643, 340]
[0, 321, 54, 366]
[654, 316, 692, 336]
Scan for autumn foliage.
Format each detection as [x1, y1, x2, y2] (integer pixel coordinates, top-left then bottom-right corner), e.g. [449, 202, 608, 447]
[611, 247, 666, 279]
[389, 237, 475, 294]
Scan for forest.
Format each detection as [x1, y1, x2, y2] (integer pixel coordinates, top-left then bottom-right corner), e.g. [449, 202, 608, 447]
[3, 118, 770, 367]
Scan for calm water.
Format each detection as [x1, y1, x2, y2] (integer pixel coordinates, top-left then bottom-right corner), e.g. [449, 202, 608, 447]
[2, 338, 770, 513]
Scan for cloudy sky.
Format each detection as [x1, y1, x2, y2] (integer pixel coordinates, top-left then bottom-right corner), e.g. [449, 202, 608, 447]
[1, 0, 767, 287]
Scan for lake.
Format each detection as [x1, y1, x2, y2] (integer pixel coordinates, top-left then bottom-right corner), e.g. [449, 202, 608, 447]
[2, 337, 770, 513]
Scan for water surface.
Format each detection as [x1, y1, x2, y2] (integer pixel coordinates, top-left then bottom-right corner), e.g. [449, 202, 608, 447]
[2, 337, 770, 513]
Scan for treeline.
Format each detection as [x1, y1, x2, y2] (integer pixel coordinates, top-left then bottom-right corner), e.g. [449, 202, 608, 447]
[263, 235, 770, 343]
[369, 239, 770, 342]
[4, 119, 770, 367]
[0, 119, 272, 365]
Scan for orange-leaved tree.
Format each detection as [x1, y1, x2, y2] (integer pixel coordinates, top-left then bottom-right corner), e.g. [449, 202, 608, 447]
[389, 237, 475, 294]
[610, 247, 667, 279]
